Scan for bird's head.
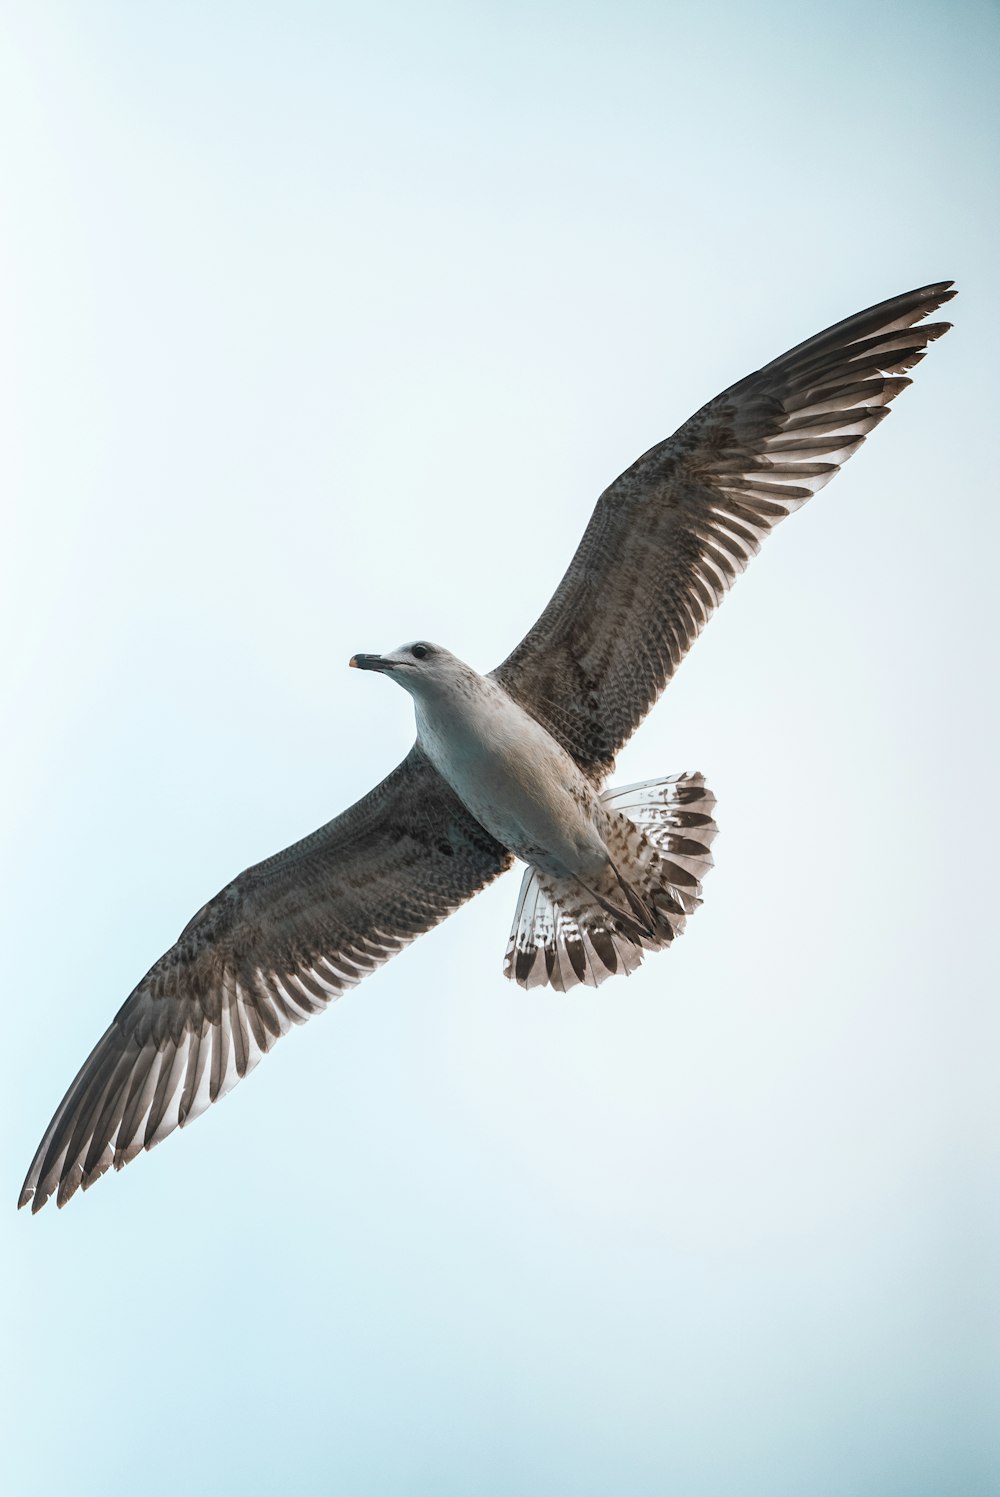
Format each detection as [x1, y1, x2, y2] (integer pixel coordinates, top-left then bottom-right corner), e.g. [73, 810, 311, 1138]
[349, 641, 477, 701]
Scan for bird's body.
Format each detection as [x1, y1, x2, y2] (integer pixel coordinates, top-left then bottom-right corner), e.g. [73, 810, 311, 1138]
[404, 652, 608, 882]
[359, 644, 701, 968]
[19, 280, 956, 1212]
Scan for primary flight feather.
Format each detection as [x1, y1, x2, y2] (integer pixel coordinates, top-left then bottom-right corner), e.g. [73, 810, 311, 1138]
[19, 280, 955, 1212]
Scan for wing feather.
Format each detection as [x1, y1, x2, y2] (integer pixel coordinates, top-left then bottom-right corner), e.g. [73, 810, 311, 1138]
[493, 281, 954, 774]
[19, 747, 511, 1212]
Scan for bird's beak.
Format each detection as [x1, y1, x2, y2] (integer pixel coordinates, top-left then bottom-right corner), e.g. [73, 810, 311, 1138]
[349, 653, 394, 673]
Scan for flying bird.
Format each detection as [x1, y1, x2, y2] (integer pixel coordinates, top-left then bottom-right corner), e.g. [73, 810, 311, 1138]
[19, 281, 955, 1212]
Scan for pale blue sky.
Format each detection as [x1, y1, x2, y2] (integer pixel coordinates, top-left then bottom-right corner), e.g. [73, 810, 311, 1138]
[2, 2, 997, 1494]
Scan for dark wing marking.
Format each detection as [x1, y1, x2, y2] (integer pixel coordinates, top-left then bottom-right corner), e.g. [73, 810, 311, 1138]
[493, 281, 955, 777]
[19, 747, 512, 1212]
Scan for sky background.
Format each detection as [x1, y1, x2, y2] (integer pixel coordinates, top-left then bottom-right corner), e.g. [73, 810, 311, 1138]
[1, 2, 997, 1494]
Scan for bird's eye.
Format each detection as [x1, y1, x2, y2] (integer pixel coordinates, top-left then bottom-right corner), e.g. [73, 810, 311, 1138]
[410, 644, 429, 660]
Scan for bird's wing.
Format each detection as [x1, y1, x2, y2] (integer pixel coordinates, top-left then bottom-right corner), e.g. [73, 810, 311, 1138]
[493, 281, 955, 777]
[19, 747, 512, 1212]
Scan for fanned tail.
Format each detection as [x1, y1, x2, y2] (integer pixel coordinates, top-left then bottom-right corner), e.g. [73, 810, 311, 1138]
[503, 773, 717, 991]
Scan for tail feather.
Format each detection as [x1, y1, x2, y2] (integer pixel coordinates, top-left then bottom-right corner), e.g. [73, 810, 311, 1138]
[609, 861, 658, 938]
[504, 772, 717, 991]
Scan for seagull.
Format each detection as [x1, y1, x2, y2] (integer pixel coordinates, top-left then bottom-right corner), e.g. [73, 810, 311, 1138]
[19, 281, 955, 1212]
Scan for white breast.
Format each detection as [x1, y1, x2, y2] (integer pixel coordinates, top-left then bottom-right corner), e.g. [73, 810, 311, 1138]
[413, 676, 608, 879]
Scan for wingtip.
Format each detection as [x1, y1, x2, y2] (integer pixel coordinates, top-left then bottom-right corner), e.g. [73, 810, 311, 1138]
[17, 1181, 54, 1215]
[918, 281, 957, 313]
[56, 1170, 84, 1210]
[915, 278, 955, 300]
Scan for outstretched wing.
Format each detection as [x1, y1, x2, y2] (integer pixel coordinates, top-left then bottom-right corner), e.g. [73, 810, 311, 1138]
[493, 281, 955, 778]
[19, 747, 512, 1212]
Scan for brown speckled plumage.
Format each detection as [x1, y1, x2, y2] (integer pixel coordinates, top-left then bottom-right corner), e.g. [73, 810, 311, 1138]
[494, 281, 955, 778]
[19, 750, 511, 1212]
[19, 281, 954, 1212]
[505, 774, 718, 991]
